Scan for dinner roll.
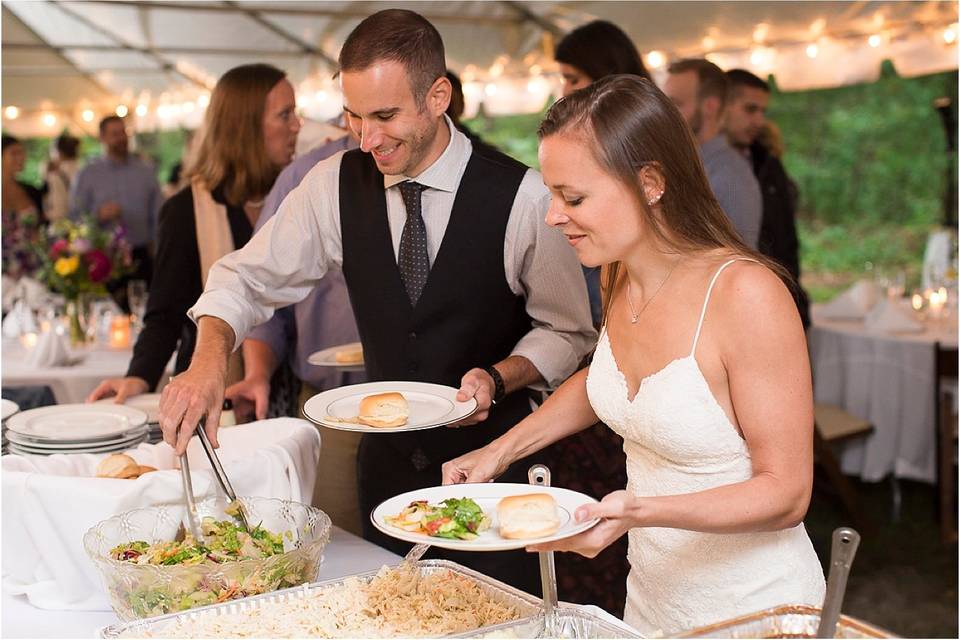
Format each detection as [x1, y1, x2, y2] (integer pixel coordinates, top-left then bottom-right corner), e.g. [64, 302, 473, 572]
[358, 392, 408, 428]
[96, 453, 141, 479]
[497, 493, 561, 539]
[334, 346, 363, 365]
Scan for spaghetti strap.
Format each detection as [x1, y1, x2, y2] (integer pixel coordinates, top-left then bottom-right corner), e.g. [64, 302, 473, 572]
[689, 258, 758, 357]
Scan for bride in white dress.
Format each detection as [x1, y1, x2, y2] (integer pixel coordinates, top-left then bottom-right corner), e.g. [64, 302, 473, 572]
[442, 75, 825, 636]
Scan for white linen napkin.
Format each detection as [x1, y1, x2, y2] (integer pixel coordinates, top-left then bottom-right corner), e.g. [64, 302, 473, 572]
[819, 280, 880, 320]
[2, 300, 37, 338]
[1, 418, 321, 611]
[864, 299, 924, 334]
[24, 328, 73, 368]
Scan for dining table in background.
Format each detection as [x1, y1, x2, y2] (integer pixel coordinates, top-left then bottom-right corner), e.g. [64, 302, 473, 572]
[0, 338, 172, 404]
[808, 304, 958, 487]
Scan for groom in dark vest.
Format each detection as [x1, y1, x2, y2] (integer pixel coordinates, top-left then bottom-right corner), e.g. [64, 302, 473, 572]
[158, 9, 595, 595]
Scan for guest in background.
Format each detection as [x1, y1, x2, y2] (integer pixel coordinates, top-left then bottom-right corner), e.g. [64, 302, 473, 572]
[554, 19, 651, 329]
[724, 69, 809, 327]
[43, 133, 80, 221]
[88, 63, 301, 404]
[532, 17, 654, 617]
[2, 135, 45, 279]
[70, 115, 162, 289]
[664, 59, 762, 248]
[444, 70, 499, 156]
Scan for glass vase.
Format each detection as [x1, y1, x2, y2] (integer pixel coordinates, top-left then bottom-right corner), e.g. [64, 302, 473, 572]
[65, 294, 91, 346]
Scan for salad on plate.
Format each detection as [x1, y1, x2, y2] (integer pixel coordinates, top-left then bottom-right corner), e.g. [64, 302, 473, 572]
[385, 497, 491, 540]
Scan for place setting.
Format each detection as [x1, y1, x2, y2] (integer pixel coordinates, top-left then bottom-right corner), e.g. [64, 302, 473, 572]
[4, 404, 149, 456]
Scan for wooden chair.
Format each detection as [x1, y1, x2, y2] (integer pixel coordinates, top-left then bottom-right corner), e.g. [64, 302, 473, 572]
[936, 344, 958, 544]
[813, 403, 874, 533]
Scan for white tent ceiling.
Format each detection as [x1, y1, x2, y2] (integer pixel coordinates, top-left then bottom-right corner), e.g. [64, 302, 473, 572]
[2, 0, 957, 137]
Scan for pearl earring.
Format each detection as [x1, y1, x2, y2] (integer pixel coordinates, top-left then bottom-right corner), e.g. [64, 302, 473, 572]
[647, 189, 664, 206]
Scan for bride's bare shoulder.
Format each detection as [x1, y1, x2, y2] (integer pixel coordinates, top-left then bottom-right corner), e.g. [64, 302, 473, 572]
[707, 255, 803, 333]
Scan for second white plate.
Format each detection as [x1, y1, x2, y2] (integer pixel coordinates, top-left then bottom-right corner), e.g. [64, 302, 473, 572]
[5, 404, 149, 441]
[1, 399, 20, 422]
[371, 483, 600, 552]
[307, 341, 365, 372]
[95, 393, 161, 424]
[302, 381, 478, 433]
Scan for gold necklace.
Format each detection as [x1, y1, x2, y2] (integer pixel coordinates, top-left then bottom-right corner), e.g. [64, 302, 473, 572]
[625, 259, 681, 324]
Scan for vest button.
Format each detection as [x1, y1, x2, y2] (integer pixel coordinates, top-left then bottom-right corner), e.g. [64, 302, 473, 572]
[408, 331, 417, 340]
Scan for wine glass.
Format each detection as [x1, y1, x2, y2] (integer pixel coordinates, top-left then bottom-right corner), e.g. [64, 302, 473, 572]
[127, 280, 148, 331]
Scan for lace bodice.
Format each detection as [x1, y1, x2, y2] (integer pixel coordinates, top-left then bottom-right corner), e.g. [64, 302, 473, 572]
[586, 259, 825, 636]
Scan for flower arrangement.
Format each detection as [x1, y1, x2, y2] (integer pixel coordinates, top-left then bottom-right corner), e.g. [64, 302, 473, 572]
[32, 217, 134, 343]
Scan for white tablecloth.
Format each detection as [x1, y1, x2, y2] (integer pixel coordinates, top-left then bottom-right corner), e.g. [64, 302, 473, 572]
[809, 305, 958, 483]
[1, 525, 401, 639]
[1, 338, 172, 404]
[2, 419, 321, 610]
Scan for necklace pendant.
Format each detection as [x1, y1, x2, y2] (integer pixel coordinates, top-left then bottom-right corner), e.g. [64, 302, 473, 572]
[630, 315, 639, 324]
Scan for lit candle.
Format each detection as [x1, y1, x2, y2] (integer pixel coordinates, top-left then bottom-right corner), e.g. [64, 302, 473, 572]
[108, 316, 131, 349]
[912, 294, 924, 311]
[19, 332, 38, 348]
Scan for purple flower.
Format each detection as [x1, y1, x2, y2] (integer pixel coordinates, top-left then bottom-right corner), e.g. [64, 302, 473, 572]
[85, 249, 112, 283]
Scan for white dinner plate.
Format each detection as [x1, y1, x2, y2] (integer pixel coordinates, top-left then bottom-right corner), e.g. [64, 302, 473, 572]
[96, 393, 161, 424]
[371, 483, 600, 552]
[1, 399, 20, 421]
[302, 381, 478, 433]
[5, 404, 149, 441]
[7, 436, 147, 456]
[306, 342, 365, 372]
[4, 425, 148, 449]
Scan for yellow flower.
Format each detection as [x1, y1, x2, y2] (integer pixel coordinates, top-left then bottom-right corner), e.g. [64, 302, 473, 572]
[54, 255, 80, 277]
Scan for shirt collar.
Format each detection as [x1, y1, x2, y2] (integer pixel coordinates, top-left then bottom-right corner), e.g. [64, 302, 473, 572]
[383, 114, 469, 193]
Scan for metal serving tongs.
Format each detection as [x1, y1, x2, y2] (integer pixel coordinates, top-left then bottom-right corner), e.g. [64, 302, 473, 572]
[195, 422, 252, 533]
[816, 527, 861, 638]
[529, 464, 559, 638]
[177, 429, 205, 543]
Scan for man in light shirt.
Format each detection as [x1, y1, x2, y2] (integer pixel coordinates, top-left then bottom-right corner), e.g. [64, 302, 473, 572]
[159, 8, 595, 594]
[664, 58, 762, 248]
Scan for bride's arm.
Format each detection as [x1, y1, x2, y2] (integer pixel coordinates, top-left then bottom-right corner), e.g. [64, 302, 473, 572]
[442, 366, 599, 484]
[533, 263, 814, 556]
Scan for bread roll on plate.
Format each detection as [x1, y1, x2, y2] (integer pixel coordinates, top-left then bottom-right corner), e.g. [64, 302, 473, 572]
[96, 453, 141, 479]
[334, 346, 363, 365]
[497, 493, 561, 539]
[358, 392, 408, 428]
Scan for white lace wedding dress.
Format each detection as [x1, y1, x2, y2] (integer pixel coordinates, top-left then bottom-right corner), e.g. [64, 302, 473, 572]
[586, 259, 825, 636]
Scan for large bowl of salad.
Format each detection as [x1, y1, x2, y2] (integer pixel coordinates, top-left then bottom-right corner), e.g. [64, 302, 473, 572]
[83, 496, 331, 621]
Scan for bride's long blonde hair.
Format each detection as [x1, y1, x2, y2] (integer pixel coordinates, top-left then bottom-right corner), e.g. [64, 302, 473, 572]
[537, 74, 789, 322]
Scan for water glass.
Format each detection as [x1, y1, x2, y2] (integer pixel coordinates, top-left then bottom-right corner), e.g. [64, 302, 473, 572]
[127, 280, 148, 329]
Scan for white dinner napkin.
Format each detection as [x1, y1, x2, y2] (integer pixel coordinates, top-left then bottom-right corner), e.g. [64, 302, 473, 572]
[864, 298, 924, 334]
[24, 328, 73, 368]
[2, 300, 37, 338]
[1, 418, 321, 611]
[819, 280, 880, 320]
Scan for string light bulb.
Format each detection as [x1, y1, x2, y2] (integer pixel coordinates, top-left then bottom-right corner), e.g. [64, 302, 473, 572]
[646, 50, 666, 69]
[944, 23, 958, 44]
[868, 34, 882, 48]
[752, 23, 770, 44]
[115, 104, 128, 117]
[81, 109, 95, 122]
[42, 113, 56, 127]
[806, 43, 820, 58]
[135, 104, 148, 117]
[4, 106, 19, 119]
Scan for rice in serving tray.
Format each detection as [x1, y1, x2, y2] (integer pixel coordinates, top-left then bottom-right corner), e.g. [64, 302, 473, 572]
[129, 565, 522, 638]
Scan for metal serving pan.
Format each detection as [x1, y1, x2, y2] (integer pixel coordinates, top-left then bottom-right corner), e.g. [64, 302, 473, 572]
[676, 604, 896, 638]
[454, 604, 643, 638]
[98, 559, 541, 638]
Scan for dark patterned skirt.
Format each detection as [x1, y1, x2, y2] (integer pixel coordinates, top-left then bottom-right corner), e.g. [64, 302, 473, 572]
[544, 422, 629, 617]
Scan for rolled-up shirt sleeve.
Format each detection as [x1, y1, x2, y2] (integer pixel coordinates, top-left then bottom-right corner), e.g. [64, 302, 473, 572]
[187, 154, 345, 349]
[505, 172, 598, 388]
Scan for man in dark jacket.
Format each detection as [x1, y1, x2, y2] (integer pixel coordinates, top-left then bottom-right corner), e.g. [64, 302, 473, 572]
[724, 69, 810, 327]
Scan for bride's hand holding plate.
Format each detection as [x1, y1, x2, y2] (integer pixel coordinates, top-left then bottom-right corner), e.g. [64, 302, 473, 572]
[528, 490, 638, 558]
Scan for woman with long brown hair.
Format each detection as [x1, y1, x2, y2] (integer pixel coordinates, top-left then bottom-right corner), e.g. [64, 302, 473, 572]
[443, 75, 825, 635]
[89, 63, 300, 403]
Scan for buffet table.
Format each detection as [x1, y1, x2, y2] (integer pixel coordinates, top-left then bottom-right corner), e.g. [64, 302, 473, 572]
[0, 338, 173, 404]
[809, 305, 958, 483]
[1, 525, 401, 638]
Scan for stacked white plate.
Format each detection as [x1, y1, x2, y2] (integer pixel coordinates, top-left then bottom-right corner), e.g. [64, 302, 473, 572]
[96, 393, 163, 443]
[4, 404, 149, 456]
[1, 399, 20, 454]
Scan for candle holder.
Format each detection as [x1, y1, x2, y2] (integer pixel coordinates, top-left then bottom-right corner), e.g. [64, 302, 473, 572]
[108, 316, 132, 349]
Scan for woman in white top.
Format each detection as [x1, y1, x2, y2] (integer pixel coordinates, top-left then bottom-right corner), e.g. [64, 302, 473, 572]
[442, 75, 825, 636]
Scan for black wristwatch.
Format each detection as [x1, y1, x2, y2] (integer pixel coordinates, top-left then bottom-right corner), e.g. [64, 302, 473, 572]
[484, 366, 506, 405]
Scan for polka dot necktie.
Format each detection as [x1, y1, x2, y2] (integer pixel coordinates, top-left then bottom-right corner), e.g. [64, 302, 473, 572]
[398, 181, 429, 305]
